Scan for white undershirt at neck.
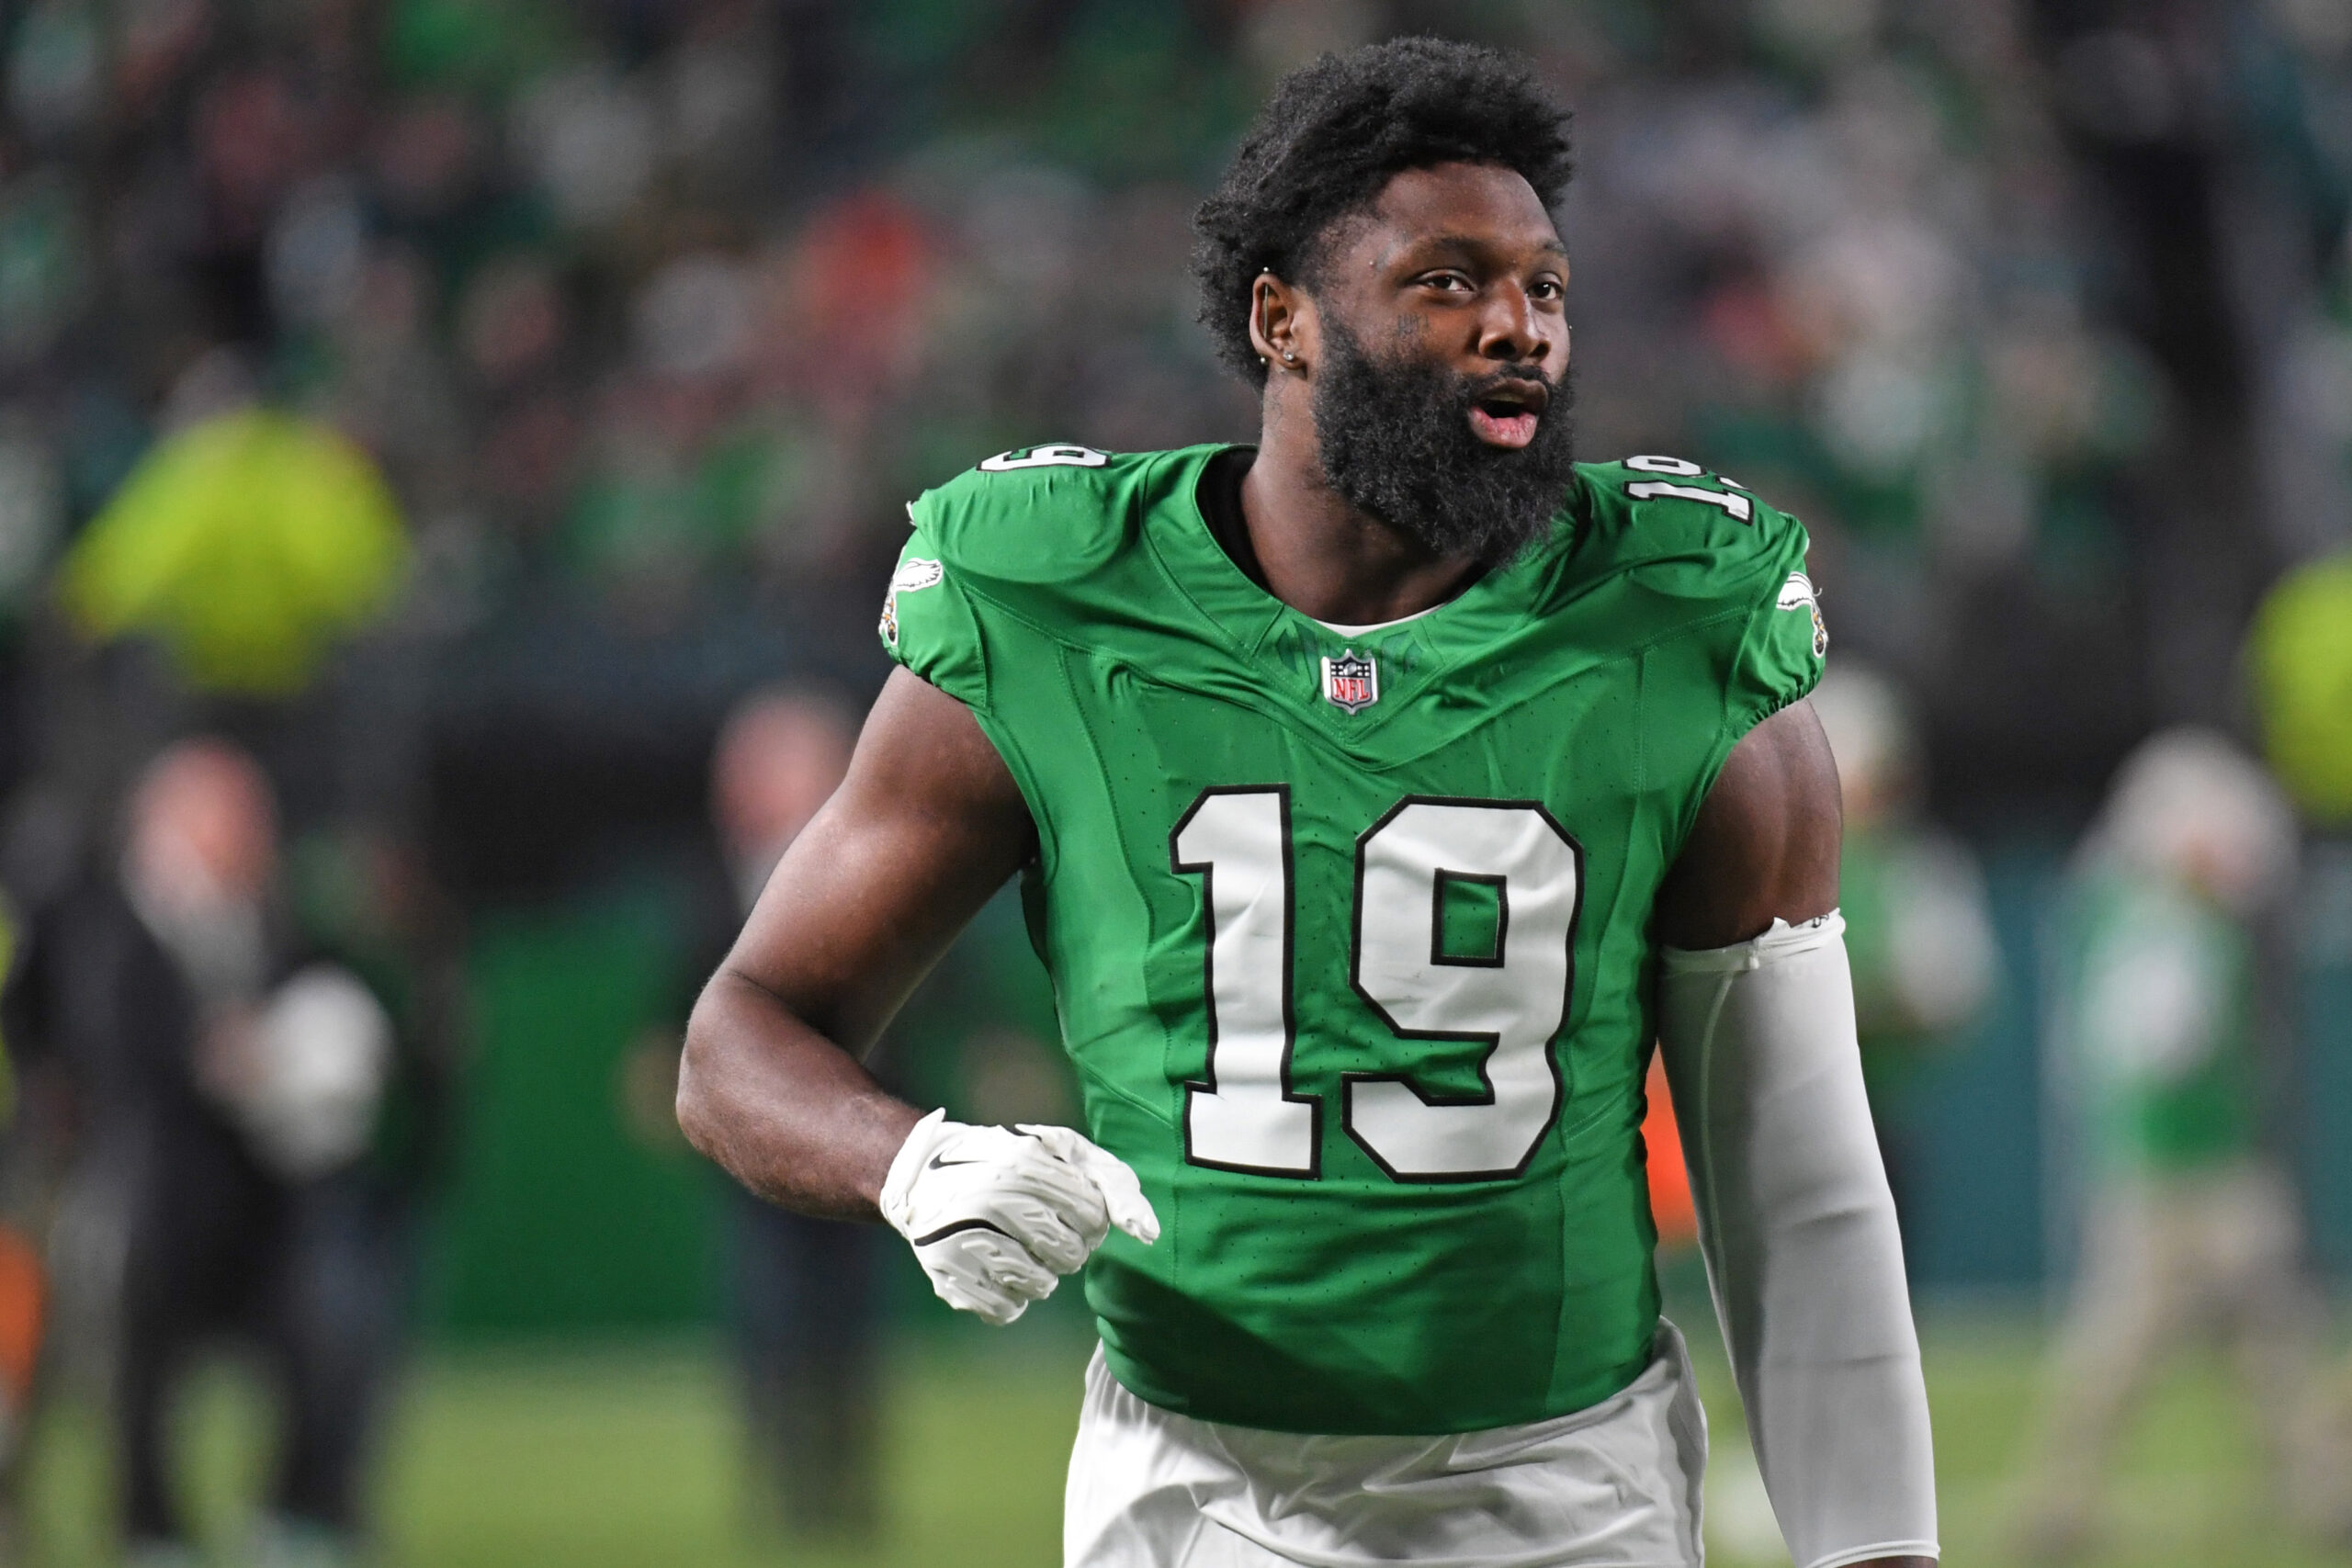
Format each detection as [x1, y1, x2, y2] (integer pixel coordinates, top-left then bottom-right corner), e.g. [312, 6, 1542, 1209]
[1310, 604, 1442, 637]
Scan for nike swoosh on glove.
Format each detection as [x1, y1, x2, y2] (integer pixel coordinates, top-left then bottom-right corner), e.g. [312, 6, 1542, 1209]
[878, 1109, 1160, 1325]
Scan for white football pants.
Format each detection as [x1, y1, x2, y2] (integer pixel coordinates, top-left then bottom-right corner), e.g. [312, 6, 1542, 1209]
[1065, 1324, 1707, 1568]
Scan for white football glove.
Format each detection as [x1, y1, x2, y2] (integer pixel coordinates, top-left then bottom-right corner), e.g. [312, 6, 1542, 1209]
[877, 1110, 1159, 1325]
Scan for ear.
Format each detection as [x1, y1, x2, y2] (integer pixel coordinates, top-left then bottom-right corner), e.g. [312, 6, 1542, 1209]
[1248, 272, 1315, 374]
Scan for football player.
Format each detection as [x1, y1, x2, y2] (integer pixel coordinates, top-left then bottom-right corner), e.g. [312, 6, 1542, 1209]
[680, 37, 1936, 1568]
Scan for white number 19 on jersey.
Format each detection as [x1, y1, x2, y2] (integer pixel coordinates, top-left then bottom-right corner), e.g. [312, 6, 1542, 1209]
[1170, 789, 1581, 1183]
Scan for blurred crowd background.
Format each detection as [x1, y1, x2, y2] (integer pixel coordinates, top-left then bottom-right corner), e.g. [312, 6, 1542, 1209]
[0, 0, 2346, 1562]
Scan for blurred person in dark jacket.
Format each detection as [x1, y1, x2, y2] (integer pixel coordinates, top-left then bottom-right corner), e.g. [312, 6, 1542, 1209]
[2015, 728, 2345, 1559]
[3, 739, 412, 1568]
[707, 686, 880, 1541]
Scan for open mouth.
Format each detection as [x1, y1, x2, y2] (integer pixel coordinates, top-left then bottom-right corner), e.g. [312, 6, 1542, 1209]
[1467, 379, 1549, 449]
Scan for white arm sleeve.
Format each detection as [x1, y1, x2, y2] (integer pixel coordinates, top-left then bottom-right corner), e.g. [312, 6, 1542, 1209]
[1657, 912, 1939, 1568]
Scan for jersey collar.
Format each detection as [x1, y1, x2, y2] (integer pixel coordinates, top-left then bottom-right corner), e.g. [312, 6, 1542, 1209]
[1143, 444, 1578, 738]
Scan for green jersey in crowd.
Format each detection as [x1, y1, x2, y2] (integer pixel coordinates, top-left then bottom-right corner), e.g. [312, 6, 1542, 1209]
[881, 443, 1823, 1435]
[2059, 865, 2260, 1178]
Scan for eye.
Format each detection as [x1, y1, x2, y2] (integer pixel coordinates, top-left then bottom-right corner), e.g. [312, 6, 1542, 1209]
[1529, 277, 1566, 302]
[1417, 270, 1474, 294]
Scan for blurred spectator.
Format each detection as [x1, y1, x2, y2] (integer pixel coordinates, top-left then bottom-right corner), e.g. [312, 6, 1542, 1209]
[1, 739, 417, 1567]
[2013, 728, 2346, 1559]
[1810, 661, 1997, 1224]
[707, 684, 880, 1541]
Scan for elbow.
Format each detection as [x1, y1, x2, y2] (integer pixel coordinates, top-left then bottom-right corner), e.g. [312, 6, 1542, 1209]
[674, 989, 731, 1164]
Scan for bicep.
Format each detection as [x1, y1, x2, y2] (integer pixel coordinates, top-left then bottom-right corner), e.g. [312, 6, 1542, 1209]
[1653, 699, 1841, 951]
[718, 667, 1037, 1051]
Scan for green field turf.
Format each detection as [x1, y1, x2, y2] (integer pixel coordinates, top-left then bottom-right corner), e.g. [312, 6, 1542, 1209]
[15, 1311, 2351, 1566]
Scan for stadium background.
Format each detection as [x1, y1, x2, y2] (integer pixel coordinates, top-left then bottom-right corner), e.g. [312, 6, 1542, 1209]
[0, 0, 2347, 1562]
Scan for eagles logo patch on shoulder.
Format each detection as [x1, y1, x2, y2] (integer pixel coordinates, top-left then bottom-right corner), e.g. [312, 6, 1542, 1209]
[1320, 650, 1379, 715]
[879, 558, 944, 649]
[893, 558, 944, 594]
[1778, 570, 1828, 660]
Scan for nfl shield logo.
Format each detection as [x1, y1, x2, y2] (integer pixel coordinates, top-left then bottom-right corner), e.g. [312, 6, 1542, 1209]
[1320, 650, 1379, 715]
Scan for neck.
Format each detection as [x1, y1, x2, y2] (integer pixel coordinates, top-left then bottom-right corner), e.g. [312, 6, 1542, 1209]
[1238, 382, 1485, 626]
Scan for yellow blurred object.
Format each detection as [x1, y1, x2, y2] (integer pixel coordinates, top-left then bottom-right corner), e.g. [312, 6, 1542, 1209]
[58, 409, 409, 695]
[2247, 549, 2352, 825]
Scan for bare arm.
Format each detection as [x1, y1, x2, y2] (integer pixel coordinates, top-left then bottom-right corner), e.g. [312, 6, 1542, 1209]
[1655, 700, 1934, 1568]
[676, 667, 1036, 1221]
[1653, 697, 1841, 950]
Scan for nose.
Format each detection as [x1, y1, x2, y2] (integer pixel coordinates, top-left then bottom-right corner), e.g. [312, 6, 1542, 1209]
[1477, 281, 1549, 367]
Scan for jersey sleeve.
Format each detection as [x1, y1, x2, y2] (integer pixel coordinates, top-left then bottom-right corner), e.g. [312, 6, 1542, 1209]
[1571, 459, 1826, 728]
[878, 445, 1152, 711]
[878, 505, 990, 712]
[1573, 459, 1829, 852]
[1724, 499, 1826, 727]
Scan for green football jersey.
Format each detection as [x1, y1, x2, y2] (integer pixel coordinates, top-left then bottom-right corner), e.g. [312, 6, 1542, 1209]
[880, 442, 1823, 1435]
[2059, 866, 2259, 1177]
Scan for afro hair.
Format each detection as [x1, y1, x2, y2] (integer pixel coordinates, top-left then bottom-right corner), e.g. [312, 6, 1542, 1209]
[1193, 37, 1574, 386]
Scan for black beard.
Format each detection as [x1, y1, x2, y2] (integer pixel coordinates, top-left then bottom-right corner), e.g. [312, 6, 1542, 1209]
[1310, 321, 1577, 568]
